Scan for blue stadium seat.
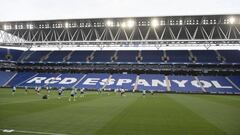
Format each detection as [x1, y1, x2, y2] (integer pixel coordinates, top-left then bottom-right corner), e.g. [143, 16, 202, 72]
[8, 72, 37, 87]
[168, 75, 203, 93]
[141, 51, 164, 63]
[0, 71, 16, 86]
[137, 74, 167, 91]
[166, 50, 190, 63]
[105, 74, 137, 90]
[0, 48, 8, 61]
[19, 73, 61, 88]
[218, 50, 240, 63]
[25, 51, 50, 62]
[9, 49, 24, 61]
[198, 76, 239, 94]
[68, 51, 92, 63]
[47, 73, 85, 88]
[228, 76, 240, 88]
[91, 51, 115, 63]
[116, 51, 138, 63]
[75, 73, 110, 89]
[192, 50, 219, 63]
[0, 48, 23, 61]
[46, 51, 70, 62]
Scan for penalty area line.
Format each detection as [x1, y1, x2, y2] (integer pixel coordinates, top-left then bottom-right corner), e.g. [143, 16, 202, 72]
[0, 128, 70, 135]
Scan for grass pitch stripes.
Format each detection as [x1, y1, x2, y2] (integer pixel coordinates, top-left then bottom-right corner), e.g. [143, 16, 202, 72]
[0, 89, 239, 135]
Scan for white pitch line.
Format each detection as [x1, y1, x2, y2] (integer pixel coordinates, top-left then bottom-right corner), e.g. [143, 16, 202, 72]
[0, 128, 70, 135]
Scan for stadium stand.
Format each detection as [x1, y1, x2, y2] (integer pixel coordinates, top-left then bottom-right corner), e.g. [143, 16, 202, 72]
[24, 51, 50, 62]
[68, 51, 92, 63]
[218, 50, 240, 63]
[197, 76, 240, 94]
[0, 48, 8, 61]
[0, 48, 23, 61]
[0, 71, 16, 86]
[191, 50, 220, 63]
[45, 51, 70, 62]
[168, 75, 203, 93]
[137, 74, 167, 91]
[115, 51, 138, 63]
[91, 51, 115, 63]
[7, 72, 37, 87]
[0, 15, 239, 97]
[141, 50, 164, 63]
[166, 50, 190, 63]
[1, 71, 240, 94]
[1, 48, 239, 64]
[105, 74, 137, 90]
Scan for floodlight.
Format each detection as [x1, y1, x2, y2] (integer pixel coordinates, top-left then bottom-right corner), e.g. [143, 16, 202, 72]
[106, 20, 113, 27]
[27, 24, 33, 29]
[229, 17, 235, 24]
[3, 24, 7, 30]
[65, 22, 69, 28]
[121, 22, 127, 28]
[127, 20, 135, 28]
[3, 24, 11, 30]
[179, 20, 183, 25]
[151, 19, 159, 28]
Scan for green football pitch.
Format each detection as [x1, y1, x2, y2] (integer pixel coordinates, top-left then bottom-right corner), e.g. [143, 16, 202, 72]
[0, 88, 240, 135]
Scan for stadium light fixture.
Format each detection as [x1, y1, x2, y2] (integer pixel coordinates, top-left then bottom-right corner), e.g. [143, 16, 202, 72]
[121, 22, 127, 28]
[3, 24, 11, 30]
[229, 17, 235, 24]
[65, 22, 69, 28]
[127, 20, 135, 28]
[3, 24, 7, 30]
[106, 20, 113, 27]
[27, 24, 33, 29]
[151, 19, 159, 28]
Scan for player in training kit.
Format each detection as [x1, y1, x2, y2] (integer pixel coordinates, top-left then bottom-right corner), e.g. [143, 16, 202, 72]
[46, 86, 51, 95]
[24, 86, 28, 94]
[12, 86, 16, 95]
[150, 90, 154, 95]
[97, 88, 102, 95]
[114, 88, 118, 94]
[58, 87, 63, 99]
[120, 89, 125, 97]
[37, 87, 41, 95]
[142, 90, 146, 97]
[69, 89, 76, 101]
[80, 88, 85, 98]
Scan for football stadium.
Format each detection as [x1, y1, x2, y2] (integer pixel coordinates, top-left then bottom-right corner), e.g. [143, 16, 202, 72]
[0, 3, 240, 135]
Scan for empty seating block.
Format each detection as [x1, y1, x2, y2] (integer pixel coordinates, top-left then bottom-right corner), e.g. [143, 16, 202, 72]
[68, 51, 92, 62]
[0, 71, 16, 86]
[46, 51, 70, 62]
[166, 50, 190, 63]
[92, 51, 115, 62]
[0, 48, 8, 61]
[192, 50, 219, 63]
[141, 51, 164, 63]
[116, 51, 138, 63]
[25, 51, 50, 62]
[218, 50, 240, 63]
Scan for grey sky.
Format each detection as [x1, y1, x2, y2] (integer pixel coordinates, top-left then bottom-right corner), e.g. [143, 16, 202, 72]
[0, 0, 239, 21]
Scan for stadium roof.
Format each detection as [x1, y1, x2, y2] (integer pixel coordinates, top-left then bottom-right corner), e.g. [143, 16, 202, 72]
[0, 15, 239, 49]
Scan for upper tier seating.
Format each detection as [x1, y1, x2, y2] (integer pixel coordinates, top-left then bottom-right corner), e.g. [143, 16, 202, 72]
[141, 51, 164, 63]
[91, 51, 115, 62]
[192, 50, 220, 63]
[116, 51, 138, 63]
[166, 50, 190, 63]
[218, 50, 240, 63]
[68, 51, 92, 62]
[0, 48, 239, 64]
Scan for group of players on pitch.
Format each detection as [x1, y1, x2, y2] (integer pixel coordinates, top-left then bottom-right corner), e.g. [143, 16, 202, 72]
[12, 86, 153, 101]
